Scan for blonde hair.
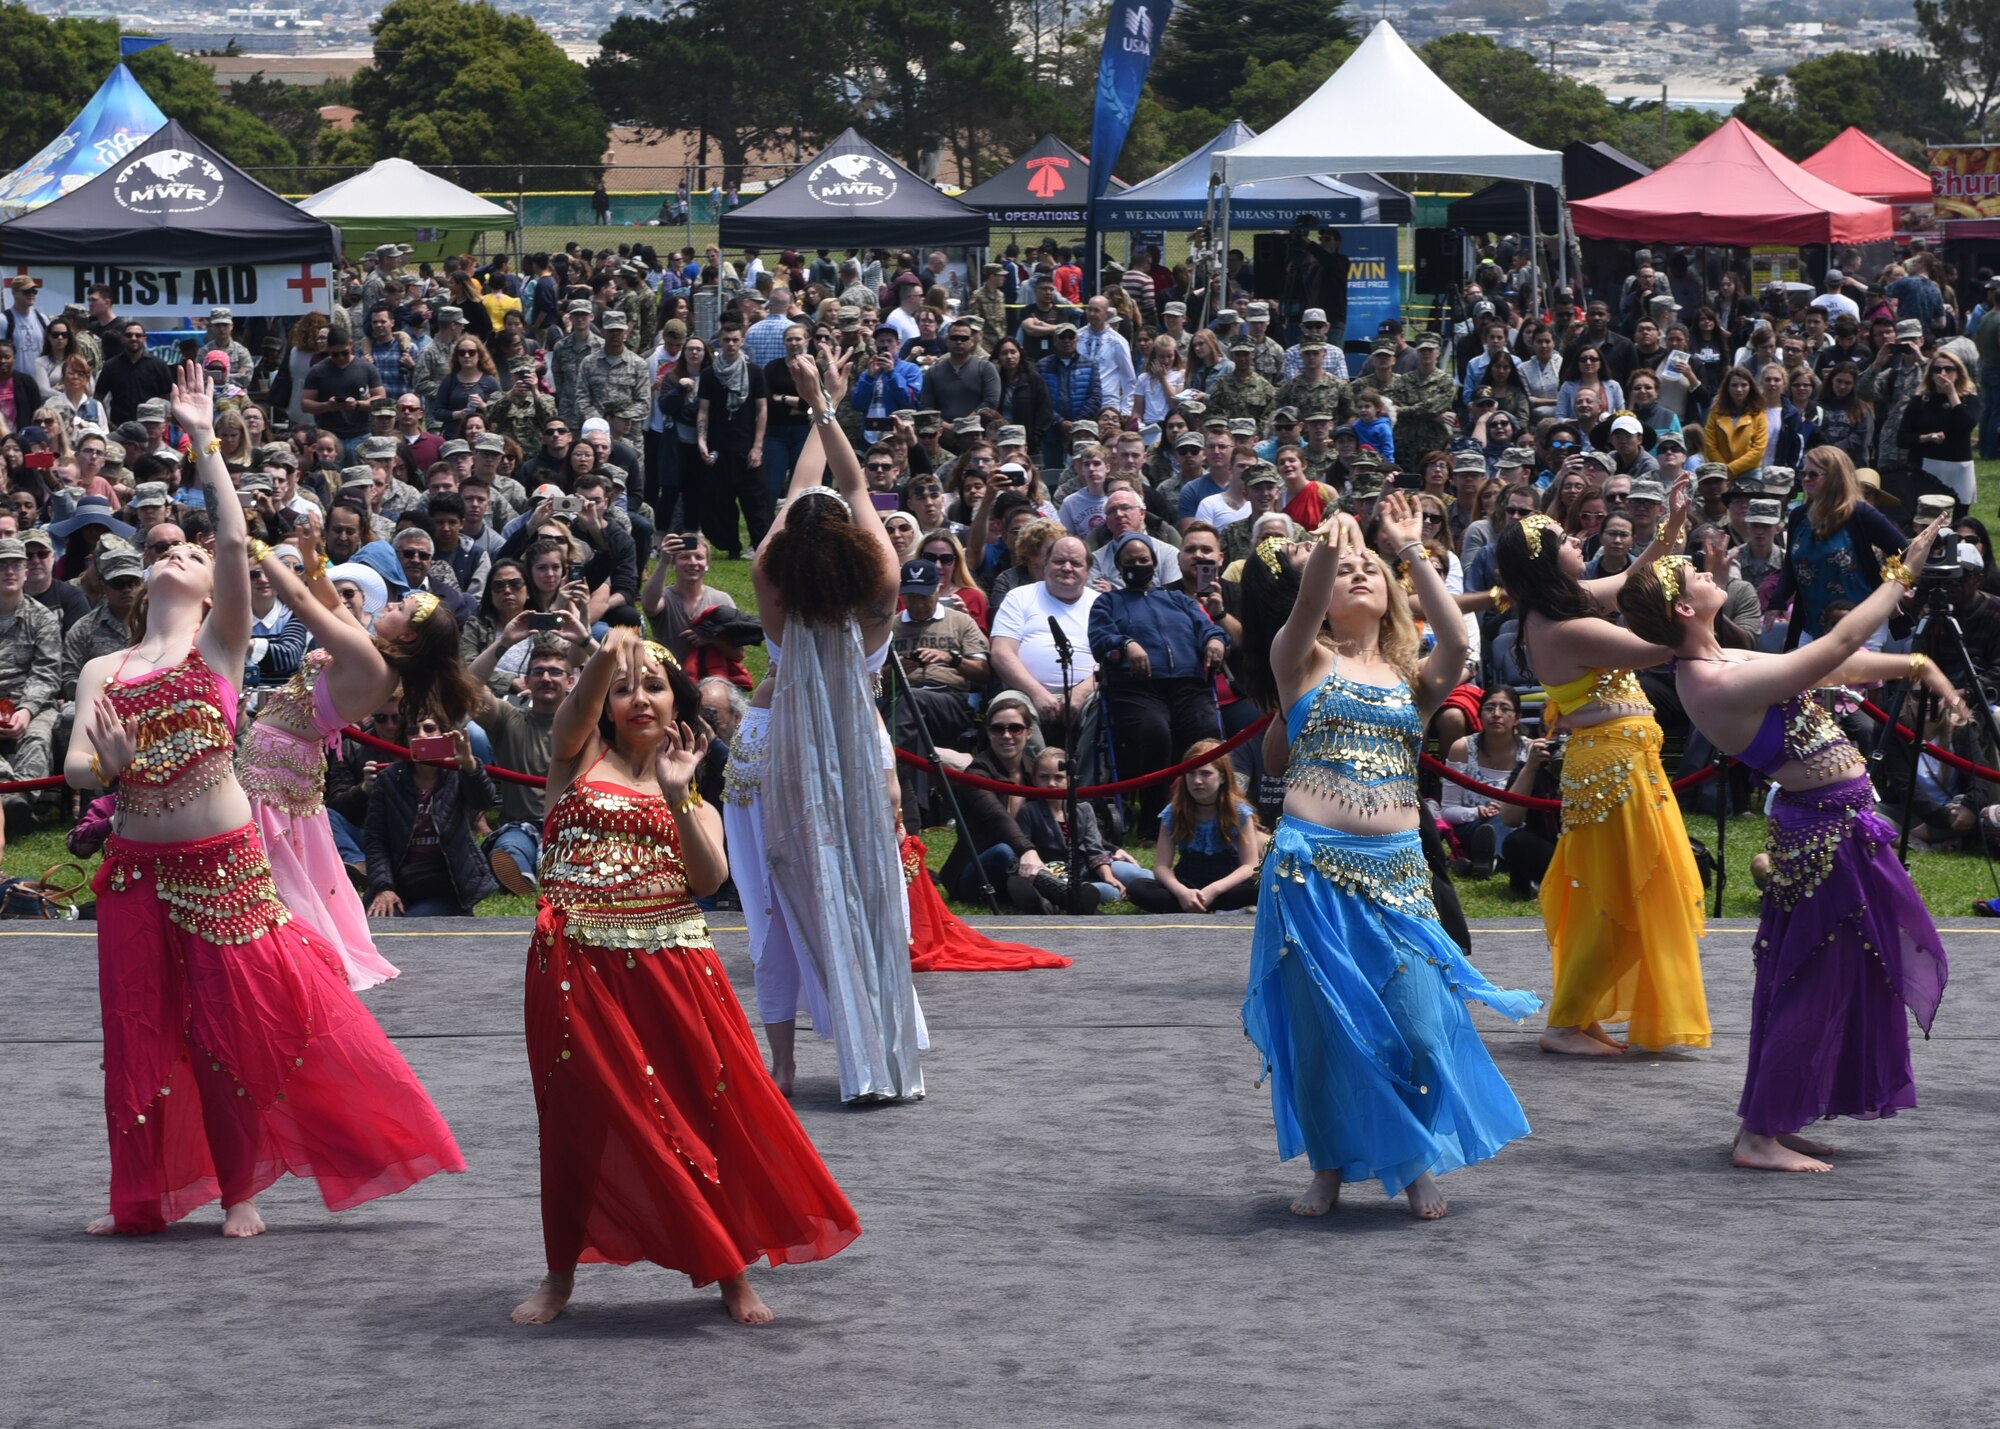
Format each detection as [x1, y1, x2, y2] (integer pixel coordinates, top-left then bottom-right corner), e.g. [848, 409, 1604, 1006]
[1324, 549, 1421, 689]
[1802, 446, 1860, 540]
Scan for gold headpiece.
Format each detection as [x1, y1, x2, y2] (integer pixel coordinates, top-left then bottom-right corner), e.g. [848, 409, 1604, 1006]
[643, 639, 680, 671]
[1254, 535, 1287, 577]
[1655, 555, 1691, 611]
[1519, 513, 1561, 558]
[407, 590, 440, 625]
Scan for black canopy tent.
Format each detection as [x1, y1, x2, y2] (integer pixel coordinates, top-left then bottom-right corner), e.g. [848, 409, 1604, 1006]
[719, 128, 988, 250]
[958, 133, 1122, 227]
[0, 119, 339, 265]
[1443, 140, 1650, 233]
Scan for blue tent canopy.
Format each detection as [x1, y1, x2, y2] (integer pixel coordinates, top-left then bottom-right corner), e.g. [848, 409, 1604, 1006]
[0, 66, 167, 221]
[1096, 120, 1383, 231]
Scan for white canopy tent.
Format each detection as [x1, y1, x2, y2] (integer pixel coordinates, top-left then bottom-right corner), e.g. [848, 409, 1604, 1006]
[298, 157, 516, 255]
[1204, 21, 1570, 294]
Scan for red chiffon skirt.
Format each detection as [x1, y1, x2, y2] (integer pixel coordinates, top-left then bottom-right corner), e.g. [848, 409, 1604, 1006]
[94, 825, 465, 1233]
[901, 835, 1072, 972]
[526, 906, 861, 1285]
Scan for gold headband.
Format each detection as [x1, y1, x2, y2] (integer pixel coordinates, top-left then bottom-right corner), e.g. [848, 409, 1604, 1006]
[1520, 513, 1561, 558]
[643, 639, 680, 671]
[1254, 535, 1287, 578]
[407, 590, 439, 625]
[1655, 555, 1691, 611]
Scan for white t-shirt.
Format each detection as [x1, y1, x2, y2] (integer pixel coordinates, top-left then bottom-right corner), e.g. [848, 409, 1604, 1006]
[1195, 491, 1252, 529]
[992, 582, 1099, 689]
[885, 307, 922, 343]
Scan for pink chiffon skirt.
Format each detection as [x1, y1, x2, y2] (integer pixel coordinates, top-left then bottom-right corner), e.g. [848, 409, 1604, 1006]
[253, 802, 399, 991]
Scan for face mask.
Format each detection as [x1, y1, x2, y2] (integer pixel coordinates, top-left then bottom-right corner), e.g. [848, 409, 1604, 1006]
[1121, 562, 1153, 591]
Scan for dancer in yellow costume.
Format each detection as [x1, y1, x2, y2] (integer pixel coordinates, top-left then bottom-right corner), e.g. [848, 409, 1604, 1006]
[1495, 492, 1708, 1055]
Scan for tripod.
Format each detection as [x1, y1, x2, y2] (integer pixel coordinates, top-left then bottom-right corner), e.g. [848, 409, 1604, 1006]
[1046, 616, 1093, 915]
[884, 643, 1002, 916]
[1869, 585, 2000, 869]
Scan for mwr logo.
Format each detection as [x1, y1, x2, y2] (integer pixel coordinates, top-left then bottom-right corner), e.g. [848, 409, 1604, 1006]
[806, 152, 899, 209]
[113, 149, 225, 214]
[1122, 3, 1155, 54]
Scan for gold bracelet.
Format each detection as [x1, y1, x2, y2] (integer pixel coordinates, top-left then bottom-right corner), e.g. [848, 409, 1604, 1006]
[201, 437, 222, 456]
[88, 752, 107, 788]
[1488, 584, 1512, 613]
[1882, 554, 1916, 589]
[247, 538, 273, 564]
[1910, 652, 1929, 678]
[302, 552, 327, 583]
[673, 787, 704, 814]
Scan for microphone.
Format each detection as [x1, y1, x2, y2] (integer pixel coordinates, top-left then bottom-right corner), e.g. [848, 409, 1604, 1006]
[1047, 616, 1073, 659]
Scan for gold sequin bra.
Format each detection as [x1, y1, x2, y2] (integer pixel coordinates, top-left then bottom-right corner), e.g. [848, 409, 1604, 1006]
[1284, 667, 1421, 816]
[104, 650, 238, 817]
[537, 779, 711, 960]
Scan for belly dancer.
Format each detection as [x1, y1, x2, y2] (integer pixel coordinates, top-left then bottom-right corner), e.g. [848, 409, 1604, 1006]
[234, 521, 483, 990]
[512, 628, 858, 1327]
[1245, 499, 1538, 1221]
[1618, 523, 1953, 1172]
[65, 362, 463, 1237]
[724, 352, 925, 1103]
[1496, 496, 1709, 1056]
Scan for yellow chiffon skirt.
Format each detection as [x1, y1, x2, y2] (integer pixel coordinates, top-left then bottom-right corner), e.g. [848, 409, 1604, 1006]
[1540, 715, 1710, 1049]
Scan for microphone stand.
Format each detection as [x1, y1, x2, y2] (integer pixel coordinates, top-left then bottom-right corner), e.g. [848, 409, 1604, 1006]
[1046, 616, 1090, 914]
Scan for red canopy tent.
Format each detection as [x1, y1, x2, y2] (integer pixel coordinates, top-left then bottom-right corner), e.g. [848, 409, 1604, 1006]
[1798, 126, 1933, 205]
[1570, 118, 1894, 245]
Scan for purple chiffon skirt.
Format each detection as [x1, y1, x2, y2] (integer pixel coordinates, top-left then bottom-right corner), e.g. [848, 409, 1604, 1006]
[1740, 775, 1948, 1137]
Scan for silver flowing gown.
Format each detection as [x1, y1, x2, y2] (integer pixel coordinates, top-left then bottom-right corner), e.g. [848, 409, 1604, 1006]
[762, 618, 926, 1102]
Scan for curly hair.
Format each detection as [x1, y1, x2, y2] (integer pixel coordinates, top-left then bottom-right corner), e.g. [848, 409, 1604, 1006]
[1237, 541, 1420, 708]
[379, 603, 484, 731]
[759, 491, 891, 627]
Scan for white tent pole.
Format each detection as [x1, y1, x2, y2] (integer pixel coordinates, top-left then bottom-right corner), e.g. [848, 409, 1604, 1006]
[1557, 182, 1572, 296]
[1213, 183, 1232, 327]
[1525, 180, 1540, 319]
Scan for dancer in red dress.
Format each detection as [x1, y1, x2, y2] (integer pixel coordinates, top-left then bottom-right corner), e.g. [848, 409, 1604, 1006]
[512, 627, 859, 1327]
[66, 362, 464, 1237]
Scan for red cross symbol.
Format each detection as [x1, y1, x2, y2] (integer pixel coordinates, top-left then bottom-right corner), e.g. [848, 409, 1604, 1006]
[286, 263, 327, 305]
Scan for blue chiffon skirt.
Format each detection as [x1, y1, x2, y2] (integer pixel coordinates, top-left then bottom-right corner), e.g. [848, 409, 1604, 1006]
[1243, 817, 1540, 1198]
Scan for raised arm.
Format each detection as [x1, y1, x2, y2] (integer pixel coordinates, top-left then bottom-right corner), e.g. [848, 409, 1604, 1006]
[1271, 524, 1343, 697]
[1376, 492, 1466, 715]
[174, 362, 252, 677]
[252, 543, 390, 723]
[1584, 473, 1690, 606]
[547, 624, 640, 796]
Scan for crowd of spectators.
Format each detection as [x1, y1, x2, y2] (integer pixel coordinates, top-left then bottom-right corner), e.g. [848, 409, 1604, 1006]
[4, 232, 1998, 910]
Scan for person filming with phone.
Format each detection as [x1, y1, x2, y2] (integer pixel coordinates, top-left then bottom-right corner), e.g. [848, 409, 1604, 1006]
[363, 715, 501, 918]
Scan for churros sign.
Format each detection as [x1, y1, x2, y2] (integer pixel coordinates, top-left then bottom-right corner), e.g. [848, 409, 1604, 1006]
[1930, 146, 2000, 218]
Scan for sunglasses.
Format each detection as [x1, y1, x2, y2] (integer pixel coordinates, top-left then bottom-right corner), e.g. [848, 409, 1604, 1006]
[490, 577, 527, 591]
[865, 462, 897, 473]
[1506, 506, 1536, 518]
[988, 722, 1028, 736]
[923, 550, 957, 565]
[145, 538, 179, 553]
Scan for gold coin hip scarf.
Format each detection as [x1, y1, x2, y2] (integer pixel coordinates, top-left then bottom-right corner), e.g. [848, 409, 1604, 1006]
[1556, 717, 1668, 834]
[97, 824, 294, 945]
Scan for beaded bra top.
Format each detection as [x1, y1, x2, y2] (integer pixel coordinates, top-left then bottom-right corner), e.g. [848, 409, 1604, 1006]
[237, 654, 340, 820]
[1736, 692, 1859, 781]
[1542, 665, 1652, 720]
[104, 648, 239, 817]
[1283, 660, 1421, 816]
[537, 770, 710, 958]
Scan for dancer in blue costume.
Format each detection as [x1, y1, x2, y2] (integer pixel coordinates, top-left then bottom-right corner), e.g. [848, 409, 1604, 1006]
[1244, 496, 1539, 1220]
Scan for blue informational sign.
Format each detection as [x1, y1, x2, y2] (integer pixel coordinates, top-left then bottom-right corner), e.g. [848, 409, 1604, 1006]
[1331, 225, 1400, 346]
[1089, 0, 1175, 207]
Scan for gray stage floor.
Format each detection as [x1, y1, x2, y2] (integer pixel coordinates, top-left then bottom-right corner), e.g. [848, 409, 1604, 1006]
[5, 914, 1997, 1428]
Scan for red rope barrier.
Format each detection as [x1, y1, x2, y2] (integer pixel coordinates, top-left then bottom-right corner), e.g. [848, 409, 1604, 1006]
[893, 712, 1273, 799]
[1416, 752, 1723, 811]
[0, 774, 70, 794]
[1858, 698, 2000, 781]
[341, 725, 550, 786]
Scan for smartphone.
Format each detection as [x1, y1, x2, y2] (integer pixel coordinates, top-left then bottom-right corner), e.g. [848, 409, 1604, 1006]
[869, 491, 900, 512]
[552, 495, 583, 518]
[1193, 558, 1217, 596]
[409, 734, 457, 763]
[523, 611, 563, 632]
[238, 489, 258, 509]
[23, 451, 55, 471]
[680, 529, 701, 549]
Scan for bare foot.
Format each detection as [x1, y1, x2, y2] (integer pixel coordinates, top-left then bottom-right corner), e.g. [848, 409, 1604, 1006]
[1580, 1022, 1626, 1051]
[1540, 1025, 1626, 1056]
[222, 1201, 267, 1238]
[770, 1056, 795, 1098]
[511, 1272, 575, 1324]
[1733, 1131, 1832, 1173]
[720, 1272, 774, 1325]
[85, 1213, 117, 1236]
[1778, 1131, 1837, 1157]
[766, 1020, 797, 1099]
[1405, 1172, 1449, 1220]
[1289, 1170, 1343, 1217]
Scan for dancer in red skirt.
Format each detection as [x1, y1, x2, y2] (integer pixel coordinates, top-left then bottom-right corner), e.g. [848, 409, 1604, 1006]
[512, 626, 859, 1327]
[65, 362, 464, 1238]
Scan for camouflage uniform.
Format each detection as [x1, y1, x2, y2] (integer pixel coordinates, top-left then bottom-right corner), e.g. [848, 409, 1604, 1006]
[412, 337, 458, 406]
[616, 288, 647, 347]
[580, 348, 651, 424]
[1274, 372, 1351, 427]
[487, 389, 557, 451]
[202, 337, 255, 383]
[966, 285, 1010, 354]
[61, 603, 131, 699]
[550, 331, 605, 426]
[1388, 368, 1460, 460]
[1206, 369, 1276, 427]
[1248, 335, 1286, 384]
[0, 598, 63, 796]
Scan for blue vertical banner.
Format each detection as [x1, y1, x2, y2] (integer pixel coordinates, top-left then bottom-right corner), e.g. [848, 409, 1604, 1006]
[1085, 0, 1174, 274]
